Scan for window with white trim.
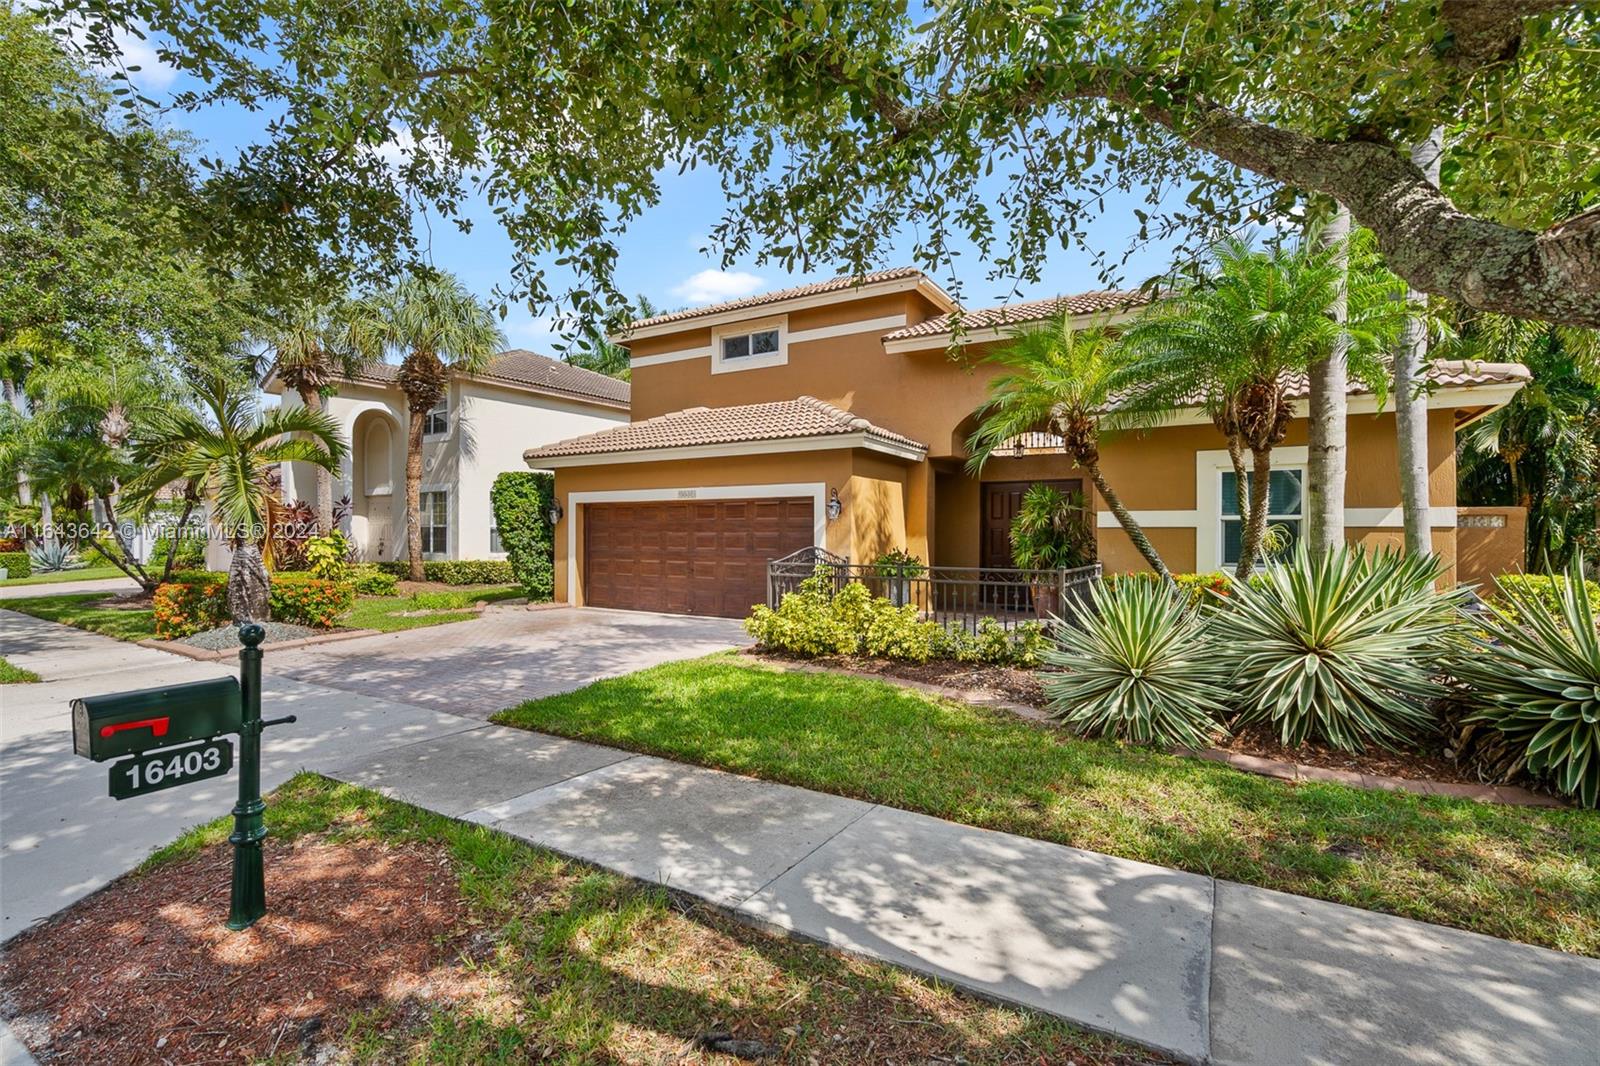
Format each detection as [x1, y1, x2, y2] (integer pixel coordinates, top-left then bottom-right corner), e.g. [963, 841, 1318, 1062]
[1221, 468, 1303, 567]
[489, 525, 503, 553]
[423, 399, 449, 437]
[711, 318, 787, 373]
[721, 327, 780, 361]
[420, 490, 449, 555]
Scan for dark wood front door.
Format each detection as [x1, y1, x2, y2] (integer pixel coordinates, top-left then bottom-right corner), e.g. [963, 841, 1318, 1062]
[583, 497, 815, 618]
[980, 480, 1084, 569]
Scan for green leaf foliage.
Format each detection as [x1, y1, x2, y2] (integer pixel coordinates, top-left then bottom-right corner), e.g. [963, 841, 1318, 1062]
[1041, 575, 1232, 749]
[489, 472, 554, 601]
[1210, 547, 1469, 751]
[1456, 556, 1600, 808]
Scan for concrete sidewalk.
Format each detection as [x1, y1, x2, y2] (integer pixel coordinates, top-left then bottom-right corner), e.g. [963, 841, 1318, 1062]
[328, 724, 1600, 1066]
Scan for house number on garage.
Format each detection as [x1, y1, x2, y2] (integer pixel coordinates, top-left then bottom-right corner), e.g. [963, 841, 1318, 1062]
[677, 489, 698, 499]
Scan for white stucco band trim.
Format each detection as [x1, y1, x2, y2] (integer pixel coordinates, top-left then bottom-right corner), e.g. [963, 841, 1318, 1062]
[564, 482, 828, 606]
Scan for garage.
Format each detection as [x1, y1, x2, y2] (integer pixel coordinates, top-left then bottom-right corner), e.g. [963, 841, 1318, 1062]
[583, 497, 815, 617]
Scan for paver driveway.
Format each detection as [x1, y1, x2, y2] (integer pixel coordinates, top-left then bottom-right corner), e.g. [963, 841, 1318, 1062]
[267, 605, 749, 717]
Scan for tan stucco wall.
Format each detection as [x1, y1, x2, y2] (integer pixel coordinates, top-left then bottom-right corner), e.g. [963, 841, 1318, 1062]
[1456, 506, 1528, 589]
[550, 448, 922, 604]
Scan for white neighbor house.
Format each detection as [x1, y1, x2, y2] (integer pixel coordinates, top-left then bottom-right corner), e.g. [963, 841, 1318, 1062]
[268, 350, 629, 562]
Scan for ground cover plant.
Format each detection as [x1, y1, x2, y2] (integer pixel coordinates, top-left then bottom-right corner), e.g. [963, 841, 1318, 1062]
[0, 656, 40, 683]
[495, 654, 1600, 955]
[0, 774, 1149, 1066]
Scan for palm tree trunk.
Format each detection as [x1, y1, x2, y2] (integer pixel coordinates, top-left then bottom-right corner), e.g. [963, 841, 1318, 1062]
[1085, 462, 1170, 581]
[1396, 128, 1444, 558]
[404, 406, 426, 580]
[298, 387, 336, 533]
[1236, 447, 1274, 582]
[1226, 434, 1250, 536]
[1308, 204, 1350, 555]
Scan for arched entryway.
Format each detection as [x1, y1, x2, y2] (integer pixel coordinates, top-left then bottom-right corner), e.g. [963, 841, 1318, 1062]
[349, 408, 404, 561]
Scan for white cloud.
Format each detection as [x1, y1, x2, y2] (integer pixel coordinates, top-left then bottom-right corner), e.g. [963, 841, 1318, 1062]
[501, 312, 575, 348]
[110, 26, 176, 90]
[671, 269, 764, 305]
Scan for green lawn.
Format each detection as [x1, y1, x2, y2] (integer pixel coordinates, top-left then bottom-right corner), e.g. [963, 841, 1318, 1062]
[2, 592, 158, 641]
[127, 774, 1136, 1065]
[494, 654, 1600, 956]
[0, 656, 40, 683]
[0, 565, 128, 587]
[345, 585, 523, 632]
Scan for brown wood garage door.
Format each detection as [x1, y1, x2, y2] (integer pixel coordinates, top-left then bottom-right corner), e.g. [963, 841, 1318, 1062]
[583, 497, 815, 617]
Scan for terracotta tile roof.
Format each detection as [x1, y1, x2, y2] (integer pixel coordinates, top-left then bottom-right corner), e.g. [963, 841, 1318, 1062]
[523, 396, 926, 461]
[884, 290, 1153, 341]
[352, 349, 629, 407]
[1123, 360, 1530, 412]
[624, 267, 940, 332]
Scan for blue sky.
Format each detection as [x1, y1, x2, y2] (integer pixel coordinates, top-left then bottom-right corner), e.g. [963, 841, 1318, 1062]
[108, 26, 1185, 356]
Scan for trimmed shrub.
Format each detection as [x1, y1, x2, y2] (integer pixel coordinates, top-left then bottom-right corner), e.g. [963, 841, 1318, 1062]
[375, 559, 516, 584]
[153, 572, 229, 638]
[1455, 557, 1600, 807]
[928, 618, 1049, 667]
[1210, 547, 1468, 751]
[490, 471, 555, 601]
[1042, 576, 1231, 749]
[0, 550, 32, 579]
[304, 531, 353, 582]
[350, 564, 398, 596]
[1107, 570, 1232, 608]
[745, 569, 940, 662]
[269, 573, 356, 629]
[1488, 572, 1600, 625]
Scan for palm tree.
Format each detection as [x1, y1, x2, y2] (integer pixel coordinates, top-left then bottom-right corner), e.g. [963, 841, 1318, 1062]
[265, 296, 383, 530]
[1126, 238, 1402, 579]
[375, 271, 504, 580]
[125, 367, 346, 616]
[966, 314, 1170, 579]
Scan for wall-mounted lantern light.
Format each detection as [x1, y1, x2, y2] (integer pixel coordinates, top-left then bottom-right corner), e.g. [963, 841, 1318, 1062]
[546, 499, 565, 526]
[826, 488, 842, 522]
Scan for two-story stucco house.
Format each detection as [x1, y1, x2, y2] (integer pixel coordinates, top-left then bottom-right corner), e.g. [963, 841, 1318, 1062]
[271, 349, 629, 562]
[522, 267, 1530, 617]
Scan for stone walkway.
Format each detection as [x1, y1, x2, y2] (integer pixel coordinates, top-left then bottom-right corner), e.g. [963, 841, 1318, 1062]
[328, 724, 1600, 1066]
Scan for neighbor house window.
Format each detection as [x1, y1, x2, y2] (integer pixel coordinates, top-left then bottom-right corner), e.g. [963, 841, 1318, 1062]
[1221, 468, 1303, 567]
[489, 526, 503, 553]
[721, 327, 780, 361]
[423, 400, 449, 437]
[420, 490, 449, 555]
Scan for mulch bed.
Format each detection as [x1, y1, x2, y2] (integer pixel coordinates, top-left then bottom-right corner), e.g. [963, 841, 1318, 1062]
[1, 836, 475, 1065]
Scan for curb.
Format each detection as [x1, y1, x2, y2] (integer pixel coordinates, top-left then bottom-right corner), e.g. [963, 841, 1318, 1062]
[138, 628, 384, 661]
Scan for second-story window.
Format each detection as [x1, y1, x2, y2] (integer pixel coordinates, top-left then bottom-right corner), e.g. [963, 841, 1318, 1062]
[722, 327, 780, 361]
[423, 399, 449, 437]
[711, 318, 787, 374]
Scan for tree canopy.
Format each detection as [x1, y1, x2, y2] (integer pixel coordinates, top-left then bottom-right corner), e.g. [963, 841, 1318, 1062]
[36, 0, 1600, 330]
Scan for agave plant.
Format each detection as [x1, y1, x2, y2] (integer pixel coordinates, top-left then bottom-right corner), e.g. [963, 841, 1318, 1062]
[1454, 556, 1600, 807]
[27, 542, 85, 573]
[1210, 546, 1467, 751]
[1041, 576, 1232, 749]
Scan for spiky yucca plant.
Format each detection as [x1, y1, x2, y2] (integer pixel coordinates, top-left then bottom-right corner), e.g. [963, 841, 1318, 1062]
[1455, 556, 1600, 807]
[1041, 576, 1231, 749]
[1210, 546, 1466, 751]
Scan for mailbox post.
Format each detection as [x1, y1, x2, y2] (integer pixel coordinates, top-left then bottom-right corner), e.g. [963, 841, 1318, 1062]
[71, 621, 294, 931]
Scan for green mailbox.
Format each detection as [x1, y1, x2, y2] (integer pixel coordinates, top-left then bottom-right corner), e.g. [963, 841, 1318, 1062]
[71, 677, 243, 762]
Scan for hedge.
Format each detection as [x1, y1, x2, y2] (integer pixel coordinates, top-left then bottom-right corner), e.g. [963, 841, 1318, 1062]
[374, 558, 516, 584]
[489, 471, 555, 601]
[270, 573, 357, 628]
[350, 564, 398, 596]
[0, 550, 33, 578]
[1490, 572, 1600, 622]
[153, 573, 229, 638]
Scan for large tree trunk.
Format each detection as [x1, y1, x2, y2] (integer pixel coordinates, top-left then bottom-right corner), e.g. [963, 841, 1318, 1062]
[404, 406, 426, 581]
[1236, 447, 1275, 582]
[298, 387, 335, 533]
[1084, 461, 1170, 581]
[1307, 204, 1350, 557]
[1396, 128, 1443, 558]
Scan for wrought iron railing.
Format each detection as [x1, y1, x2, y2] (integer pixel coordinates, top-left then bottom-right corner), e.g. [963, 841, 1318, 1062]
[766, 549, 1102, 632]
